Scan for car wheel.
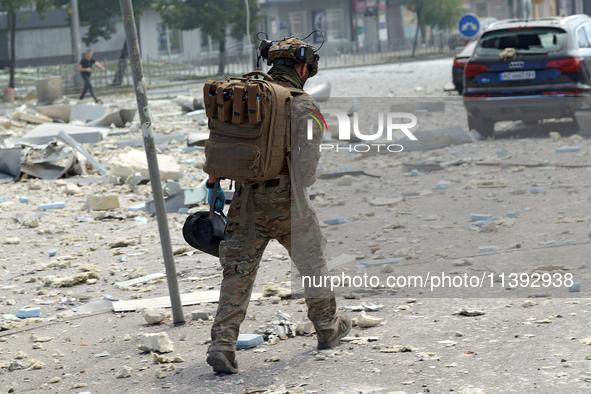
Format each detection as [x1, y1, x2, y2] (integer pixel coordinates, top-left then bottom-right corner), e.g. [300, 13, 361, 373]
[468, 115, 495, 138]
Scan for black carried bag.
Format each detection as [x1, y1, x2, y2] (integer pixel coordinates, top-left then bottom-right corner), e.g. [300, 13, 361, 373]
[182, 210, 227, 257]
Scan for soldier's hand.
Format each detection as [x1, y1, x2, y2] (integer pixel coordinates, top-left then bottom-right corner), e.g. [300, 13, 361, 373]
[207, 185, 225, 213]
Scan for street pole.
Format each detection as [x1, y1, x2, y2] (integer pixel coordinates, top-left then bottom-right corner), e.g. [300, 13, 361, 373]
[119, 0, 185, 326]
[69, 0, 81, 88]
[244, 0, 253, 70]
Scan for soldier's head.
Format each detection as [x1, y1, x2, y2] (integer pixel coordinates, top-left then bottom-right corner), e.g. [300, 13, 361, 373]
[264, 37, 319, 85]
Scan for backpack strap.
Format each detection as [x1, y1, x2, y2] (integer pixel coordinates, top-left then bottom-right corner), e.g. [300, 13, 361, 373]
[244, 71, 274, 81]
[239, 183, 256, 240]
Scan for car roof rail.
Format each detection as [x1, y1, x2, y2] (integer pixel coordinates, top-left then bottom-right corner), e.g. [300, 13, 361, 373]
[560, 14, 589, 24]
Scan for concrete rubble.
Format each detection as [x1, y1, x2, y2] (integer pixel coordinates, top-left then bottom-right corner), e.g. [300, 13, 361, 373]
[139, 332, 174, 353]
[0, 69, 590, 393]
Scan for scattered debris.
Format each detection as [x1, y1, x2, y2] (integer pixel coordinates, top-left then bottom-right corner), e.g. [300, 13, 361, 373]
[139, 332, 174, 353]
[454, 309, 485, 317]
[116, 365, 133, 378]
[353, 311, 383, 328]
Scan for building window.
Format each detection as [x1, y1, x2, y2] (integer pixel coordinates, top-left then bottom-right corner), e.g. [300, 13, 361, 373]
[157, 23, 183, 56]
[288, 11, 307, 38]
[326, 8, 344, 40]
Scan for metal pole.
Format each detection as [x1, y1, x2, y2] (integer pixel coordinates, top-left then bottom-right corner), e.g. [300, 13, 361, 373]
[244, 0, 253, 70]
[119, 0, 185, 325]
[69, 0, 81, 88]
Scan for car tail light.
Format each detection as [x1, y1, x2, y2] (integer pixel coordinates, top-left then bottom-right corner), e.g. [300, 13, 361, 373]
[453, 58, 467, 67]
[545, 58, 581, 72]
[542, 90, 583, 96]
[464, 63, 489, 78]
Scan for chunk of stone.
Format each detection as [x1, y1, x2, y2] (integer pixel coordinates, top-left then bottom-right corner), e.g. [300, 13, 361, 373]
[23, 217, 40, 228]
[108, 236, 138, 248]
[295, 321, 315, 335]
[151, 352, 184, 363]
[140, 308, 166, 324]
[191, 308, 214, 321]
[139, 332, 174, 353]
[87, 195, 120, 210]
[392, 247, 415, 259]
[479, 221, 498, 233]
[3, 237, 20, 245]
[263, 282, 291, 298]
[64, 183, 80, 195]
[355, 311, 383, 328]
[116, 365, 133, 378]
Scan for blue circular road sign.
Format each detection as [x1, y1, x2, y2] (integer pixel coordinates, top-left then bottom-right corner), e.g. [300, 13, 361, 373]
[458, 13, 480, 38]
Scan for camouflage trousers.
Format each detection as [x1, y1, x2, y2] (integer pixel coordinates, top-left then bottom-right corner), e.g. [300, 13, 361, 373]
[208, 175, 337, 353]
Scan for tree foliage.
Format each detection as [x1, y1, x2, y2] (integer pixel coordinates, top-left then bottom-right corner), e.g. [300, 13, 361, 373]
[403, 0, 463, 30]
[157, 0, 259, 44]
[53, 0, 152, 45]
[402, 0, 463, 56]
[157, 0, 260, 74]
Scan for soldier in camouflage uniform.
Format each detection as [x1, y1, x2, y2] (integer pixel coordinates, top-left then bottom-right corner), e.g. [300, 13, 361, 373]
[205, 37, 351, 374]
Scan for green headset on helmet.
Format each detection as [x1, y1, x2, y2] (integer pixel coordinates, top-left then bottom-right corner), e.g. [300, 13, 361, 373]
[258, 35, 320, 78]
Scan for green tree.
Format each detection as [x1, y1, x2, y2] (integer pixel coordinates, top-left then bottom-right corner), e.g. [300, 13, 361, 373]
[0, 0, 52, 89]
[157, 0, 260, 75]
[402, 0, 463, 57]
[53, 0, 152, 85]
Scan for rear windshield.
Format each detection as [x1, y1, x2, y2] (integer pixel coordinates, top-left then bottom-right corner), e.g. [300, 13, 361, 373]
[476, 27, 567, 56]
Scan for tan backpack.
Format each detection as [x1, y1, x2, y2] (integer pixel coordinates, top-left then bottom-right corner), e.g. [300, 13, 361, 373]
[202, 71, 304, 238]
[203, 71, 304, 183]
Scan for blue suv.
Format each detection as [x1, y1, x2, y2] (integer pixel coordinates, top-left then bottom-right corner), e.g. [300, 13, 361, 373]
[463, 15, 591, 137]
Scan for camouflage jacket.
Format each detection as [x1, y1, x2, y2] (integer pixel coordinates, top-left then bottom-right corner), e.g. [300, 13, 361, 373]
[268, 65, 322, 188]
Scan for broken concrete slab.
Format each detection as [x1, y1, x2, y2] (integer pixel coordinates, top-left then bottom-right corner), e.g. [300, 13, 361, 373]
[108, 149, 182, 182]
[88, 108, 137, 127]
[19, 123, 108, 145]
[0, 147, 21, 183]
[87, 195, 120, 210]
[57, 130, 107, 175]
[111, 291, 263, 312]
[146, 182, 184, 215]
[70, 103, 108, 122]
[12, 110, 53, 124]
[184, 184, 208, 207]
[76, 299, 113, 314]
[35, 104, 73, 123]
[115, 273, 166, 288]
[36, 76, 63, 105]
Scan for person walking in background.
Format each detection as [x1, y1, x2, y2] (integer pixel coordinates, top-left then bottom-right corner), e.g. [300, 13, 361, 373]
[78, 49, 106, 103]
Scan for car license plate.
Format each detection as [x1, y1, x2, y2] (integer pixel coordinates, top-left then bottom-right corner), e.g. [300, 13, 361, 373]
[500, 71, 536, 81]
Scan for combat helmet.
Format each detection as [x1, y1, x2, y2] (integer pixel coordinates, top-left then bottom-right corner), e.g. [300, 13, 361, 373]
[260, 36, 320, 78]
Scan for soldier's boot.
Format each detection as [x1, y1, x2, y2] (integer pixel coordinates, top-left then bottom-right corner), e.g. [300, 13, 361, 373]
[316, 312, 352, 350]
[206, 351, 239, 374]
